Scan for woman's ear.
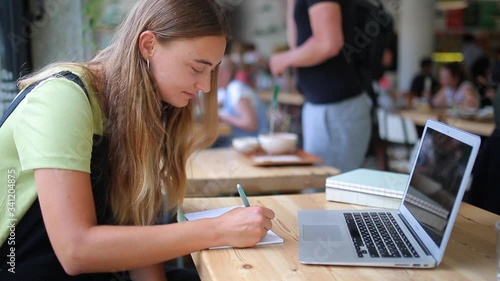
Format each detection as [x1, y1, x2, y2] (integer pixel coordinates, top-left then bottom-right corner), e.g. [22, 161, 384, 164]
[138, 30, 156, 60]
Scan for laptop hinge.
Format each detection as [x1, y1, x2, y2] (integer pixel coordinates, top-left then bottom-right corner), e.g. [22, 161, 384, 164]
[398, 213, 431, 256]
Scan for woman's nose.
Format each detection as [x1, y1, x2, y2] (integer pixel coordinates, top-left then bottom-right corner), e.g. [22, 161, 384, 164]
[196, 73, 211, 93]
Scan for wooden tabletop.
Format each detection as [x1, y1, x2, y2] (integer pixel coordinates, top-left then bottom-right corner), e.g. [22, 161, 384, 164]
[194, 122, 231, 137]
[399, 109, 495, 137]
[185, 148, 340, 197]
[184, 192, 500, 281]
[258, 90, 304, 106]
[216, 122, 231, 137]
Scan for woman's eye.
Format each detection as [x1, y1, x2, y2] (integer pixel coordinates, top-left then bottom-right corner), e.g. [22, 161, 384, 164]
[192, 67, 203, 74]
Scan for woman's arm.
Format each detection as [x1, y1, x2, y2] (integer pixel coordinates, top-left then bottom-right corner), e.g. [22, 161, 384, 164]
[270, 2, 344, 76]
[461, 84, 479, 110]
[219, 97, 258, 132]
[432, 87, 447, 108]
[34, 169, 274, 276]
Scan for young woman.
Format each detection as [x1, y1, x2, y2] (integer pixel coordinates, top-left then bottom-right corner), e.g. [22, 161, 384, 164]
[217, 56, 269, 146]
[0, 0, 274, 280]
[432, 62, 479, 110]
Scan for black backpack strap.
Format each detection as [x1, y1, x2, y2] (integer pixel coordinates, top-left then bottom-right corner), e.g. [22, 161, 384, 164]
[0, 70, 88, 128]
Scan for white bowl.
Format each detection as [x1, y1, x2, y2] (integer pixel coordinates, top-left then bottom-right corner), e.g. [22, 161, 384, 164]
[232, 137, 260, 153]
[258, 133, 298, 155]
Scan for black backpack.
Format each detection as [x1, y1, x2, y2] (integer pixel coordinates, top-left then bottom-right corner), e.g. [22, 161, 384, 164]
[343, 0, 394, 106]
[0, 71, 88, 127]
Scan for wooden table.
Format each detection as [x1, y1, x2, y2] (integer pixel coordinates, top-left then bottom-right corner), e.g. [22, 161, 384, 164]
[184, 193, 500, 281]
[216, 122, 231, 137]
[194, 122, 231, 137]
[185, 148, 340, 197]
[399, 109, 495, 137]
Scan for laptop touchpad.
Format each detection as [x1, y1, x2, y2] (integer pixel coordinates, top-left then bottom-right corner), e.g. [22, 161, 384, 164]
[303, 224, 343, 242]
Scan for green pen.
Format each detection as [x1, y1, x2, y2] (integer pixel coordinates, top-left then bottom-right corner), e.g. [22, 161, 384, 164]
[177, 207, 187, 222]
[237, 184, 250, 207]
[271, 83, 280, 111]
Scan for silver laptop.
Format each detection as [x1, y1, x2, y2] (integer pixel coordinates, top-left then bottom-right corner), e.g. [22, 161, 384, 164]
[298, 119, 481, 268]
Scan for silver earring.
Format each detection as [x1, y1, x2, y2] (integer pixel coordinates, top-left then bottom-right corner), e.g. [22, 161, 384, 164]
[147, 59, 150, 69]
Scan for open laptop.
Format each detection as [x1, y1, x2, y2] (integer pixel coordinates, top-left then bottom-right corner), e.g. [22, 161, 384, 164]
[298, 119, 481, 268]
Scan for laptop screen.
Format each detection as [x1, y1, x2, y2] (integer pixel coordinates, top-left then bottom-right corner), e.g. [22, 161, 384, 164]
[402, 127, 473, 247]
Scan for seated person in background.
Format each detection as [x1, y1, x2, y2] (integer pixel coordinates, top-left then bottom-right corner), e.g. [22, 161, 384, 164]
[470, 56, 496, 108]
[216, 56, 269, 146]
[432, 62, 479, 110]
[410, 57, 438, 102]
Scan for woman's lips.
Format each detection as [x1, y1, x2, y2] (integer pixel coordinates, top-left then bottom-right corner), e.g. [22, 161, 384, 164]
[184, 91, 195, 98]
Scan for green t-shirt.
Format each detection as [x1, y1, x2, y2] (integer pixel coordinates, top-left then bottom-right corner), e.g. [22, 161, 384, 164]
[0, 69, 104, 245]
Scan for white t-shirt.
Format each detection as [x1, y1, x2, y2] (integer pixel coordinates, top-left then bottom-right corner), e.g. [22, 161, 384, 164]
[225, 80, 256, 109]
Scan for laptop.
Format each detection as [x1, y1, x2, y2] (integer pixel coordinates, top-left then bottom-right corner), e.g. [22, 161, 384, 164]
[298, 119, 481, 268]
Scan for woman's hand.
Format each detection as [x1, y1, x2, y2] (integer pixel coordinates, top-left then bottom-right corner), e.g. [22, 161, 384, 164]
[215, 206, 275, 248]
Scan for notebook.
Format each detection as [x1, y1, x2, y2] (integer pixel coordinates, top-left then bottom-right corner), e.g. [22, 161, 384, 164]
[298, 119, 481, 268]
[325, 168, 409, 209]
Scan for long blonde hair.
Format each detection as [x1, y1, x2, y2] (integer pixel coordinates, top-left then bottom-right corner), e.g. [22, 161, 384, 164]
[19, 0, 229, 226]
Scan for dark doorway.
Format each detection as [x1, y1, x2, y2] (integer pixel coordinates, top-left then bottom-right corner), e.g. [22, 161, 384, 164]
[1, 0, 32, 114]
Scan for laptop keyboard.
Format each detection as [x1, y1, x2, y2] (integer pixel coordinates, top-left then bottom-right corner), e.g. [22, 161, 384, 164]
[344, 212, 420, 258]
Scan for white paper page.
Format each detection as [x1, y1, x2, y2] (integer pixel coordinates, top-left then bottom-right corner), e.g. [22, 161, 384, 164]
[184, 206, 284, 249]
[252, 155, 301, 163]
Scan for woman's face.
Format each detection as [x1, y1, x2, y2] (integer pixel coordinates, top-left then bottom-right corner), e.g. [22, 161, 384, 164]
[149, 35, 226, 107]
[439, 67, 457, 88]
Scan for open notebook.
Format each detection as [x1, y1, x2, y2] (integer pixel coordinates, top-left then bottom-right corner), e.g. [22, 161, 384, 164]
[183, 206, 283, 249]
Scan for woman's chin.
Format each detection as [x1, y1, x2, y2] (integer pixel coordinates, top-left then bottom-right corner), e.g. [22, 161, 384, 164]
[162, 99, 190, 108]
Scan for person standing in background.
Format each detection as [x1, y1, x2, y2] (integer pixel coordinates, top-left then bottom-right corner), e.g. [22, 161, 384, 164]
[496, 86, 500, 125]
[269, 0, 372, 172]
[467, 84, 500, 215]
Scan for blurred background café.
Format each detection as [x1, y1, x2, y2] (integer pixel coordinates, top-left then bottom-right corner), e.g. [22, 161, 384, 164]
[1, 0, 500, 215]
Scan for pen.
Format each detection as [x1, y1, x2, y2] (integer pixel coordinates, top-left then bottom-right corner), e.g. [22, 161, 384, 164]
[177, 207, 187, 222]
[237, 184, 250, 207]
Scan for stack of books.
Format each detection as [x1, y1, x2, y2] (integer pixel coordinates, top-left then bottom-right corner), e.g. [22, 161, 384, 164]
[325, 168, 409, 209]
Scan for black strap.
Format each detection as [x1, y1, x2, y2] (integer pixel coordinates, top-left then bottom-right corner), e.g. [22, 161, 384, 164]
[0, 70, 88, 128]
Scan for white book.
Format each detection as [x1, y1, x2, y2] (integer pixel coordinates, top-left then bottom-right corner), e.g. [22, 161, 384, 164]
[327, 188, 402, 209]
[325, 168, 409, 208]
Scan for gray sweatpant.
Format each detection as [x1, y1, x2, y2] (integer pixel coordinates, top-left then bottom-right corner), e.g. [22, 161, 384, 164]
[302, 93, 372, 172]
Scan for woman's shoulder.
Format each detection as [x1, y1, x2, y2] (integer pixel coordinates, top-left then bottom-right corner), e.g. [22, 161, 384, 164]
[227, 79, 246, 90]
[227, 80, 256, 97]
[22, 68, 104, 134]
[24, 72, 91, 111]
